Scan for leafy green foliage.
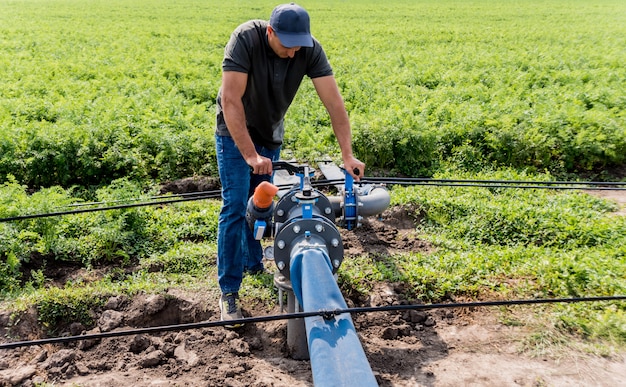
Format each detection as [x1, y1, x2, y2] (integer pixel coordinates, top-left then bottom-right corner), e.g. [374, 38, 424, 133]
[381, 169, 626, 342]
[418, 187, 620, 249]
[142, 242, 215, 275]
[0, 251, 21, 294]
[0, 0, 223, 188]
[1, 0, 625, 189]
[37, 287, 105, 332]
[0, 178, 220, 295]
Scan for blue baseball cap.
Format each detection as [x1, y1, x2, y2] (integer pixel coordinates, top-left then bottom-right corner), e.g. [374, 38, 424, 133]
[269, 3, 313, 48]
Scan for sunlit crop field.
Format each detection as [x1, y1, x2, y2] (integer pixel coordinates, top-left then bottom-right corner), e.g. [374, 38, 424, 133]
[1, 0, 625, 187]
[0, 0, 625, 351]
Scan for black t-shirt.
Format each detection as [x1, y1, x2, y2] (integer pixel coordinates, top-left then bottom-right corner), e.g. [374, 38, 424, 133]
[215, 20, 333, 150]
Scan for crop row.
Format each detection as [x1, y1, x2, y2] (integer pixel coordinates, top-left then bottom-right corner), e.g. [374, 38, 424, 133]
[1, 0, 625, 190]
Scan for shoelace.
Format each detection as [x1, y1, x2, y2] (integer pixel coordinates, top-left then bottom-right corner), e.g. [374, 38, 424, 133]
[224, 294, 238, 314]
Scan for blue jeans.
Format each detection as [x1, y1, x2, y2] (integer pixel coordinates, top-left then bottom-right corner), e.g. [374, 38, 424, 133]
[215, 135, 280, 294]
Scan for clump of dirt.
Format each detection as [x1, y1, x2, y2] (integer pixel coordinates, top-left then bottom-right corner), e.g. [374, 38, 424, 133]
[159, 176, 221, 195]
[341, 205, 431, 257]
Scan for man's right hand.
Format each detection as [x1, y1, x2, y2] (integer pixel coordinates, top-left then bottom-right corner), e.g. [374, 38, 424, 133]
[248, 154, 273, 175]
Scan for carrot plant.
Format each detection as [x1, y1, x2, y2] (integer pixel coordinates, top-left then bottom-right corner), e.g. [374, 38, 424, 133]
[1, 0, 625, 188]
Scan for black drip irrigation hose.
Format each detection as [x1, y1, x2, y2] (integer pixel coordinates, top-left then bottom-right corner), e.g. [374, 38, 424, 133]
[364, 177, 626, 186]
[0, 191, 222, 222]
[1, 296, 624, 350]
[66, 189, 224, 208]
[360, 178, 626, 191]
[1, 178, 625, 223]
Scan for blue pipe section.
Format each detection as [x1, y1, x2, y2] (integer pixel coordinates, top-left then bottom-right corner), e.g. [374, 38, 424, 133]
[290, 248, 378, 387]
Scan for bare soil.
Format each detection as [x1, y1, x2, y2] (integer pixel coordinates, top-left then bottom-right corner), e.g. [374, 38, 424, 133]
[1, 190, 625, 387]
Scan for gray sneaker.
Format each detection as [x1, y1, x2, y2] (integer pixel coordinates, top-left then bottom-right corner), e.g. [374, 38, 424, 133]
[219, 292, 243, 328]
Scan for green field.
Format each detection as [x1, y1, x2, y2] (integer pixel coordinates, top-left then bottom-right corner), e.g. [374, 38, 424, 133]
[0, 0, 625, 351]
[1, 0, 625, 187]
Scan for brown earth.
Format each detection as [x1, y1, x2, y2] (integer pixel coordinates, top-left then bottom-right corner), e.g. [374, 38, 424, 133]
[588, 189, 626, 216]
[1, 189, 625, 387]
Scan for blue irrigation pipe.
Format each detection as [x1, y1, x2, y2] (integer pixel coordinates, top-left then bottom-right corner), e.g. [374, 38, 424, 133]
[290, 248, 378, 387]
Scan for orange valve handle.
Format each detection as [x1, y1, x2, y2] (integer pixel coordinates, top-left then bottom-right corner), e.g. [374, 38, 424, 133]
[253, 181, 279, 209]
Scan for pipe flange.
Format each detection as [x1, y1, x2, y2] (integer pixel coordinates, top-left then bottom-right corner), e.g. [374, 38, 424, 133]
[274, 189, 335, 223]
[273, 217, 343, 280]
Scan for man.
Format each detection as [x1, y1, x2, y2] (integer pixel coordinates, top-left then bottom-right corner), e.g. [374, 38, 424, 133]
[215, 3, 364, 327]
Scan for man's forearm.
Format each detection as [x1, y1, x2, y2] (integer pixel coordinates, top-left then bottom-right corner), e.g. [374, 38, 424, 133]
[328, 105, 354, 160]
[222, 100, 257, 163]
[312, 76, 356, 161]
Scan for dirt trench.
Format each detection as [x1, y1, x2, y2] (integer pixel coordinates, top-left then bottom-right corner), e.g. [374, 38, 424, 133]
[1, 202, 625, 386]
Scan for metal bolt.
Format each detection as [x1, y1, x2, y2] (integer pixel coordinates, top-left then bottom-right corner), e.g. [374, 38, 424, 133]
[293, 225, 301, 233]
[277, 209, 284, 217]
[277, 261, 285, 270]
[315, 224, 323, 233]
[277, 240, 285, 249]
[333, 259, 341, 268]
[331, 238, 339, 247]
[324, 207, 332, 215]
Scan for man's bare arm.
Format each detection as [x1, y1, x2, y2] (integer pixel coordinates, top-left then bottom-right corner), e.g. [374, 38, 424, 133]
[312, 75, 365, 180]
[221, 71, 273, 175]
